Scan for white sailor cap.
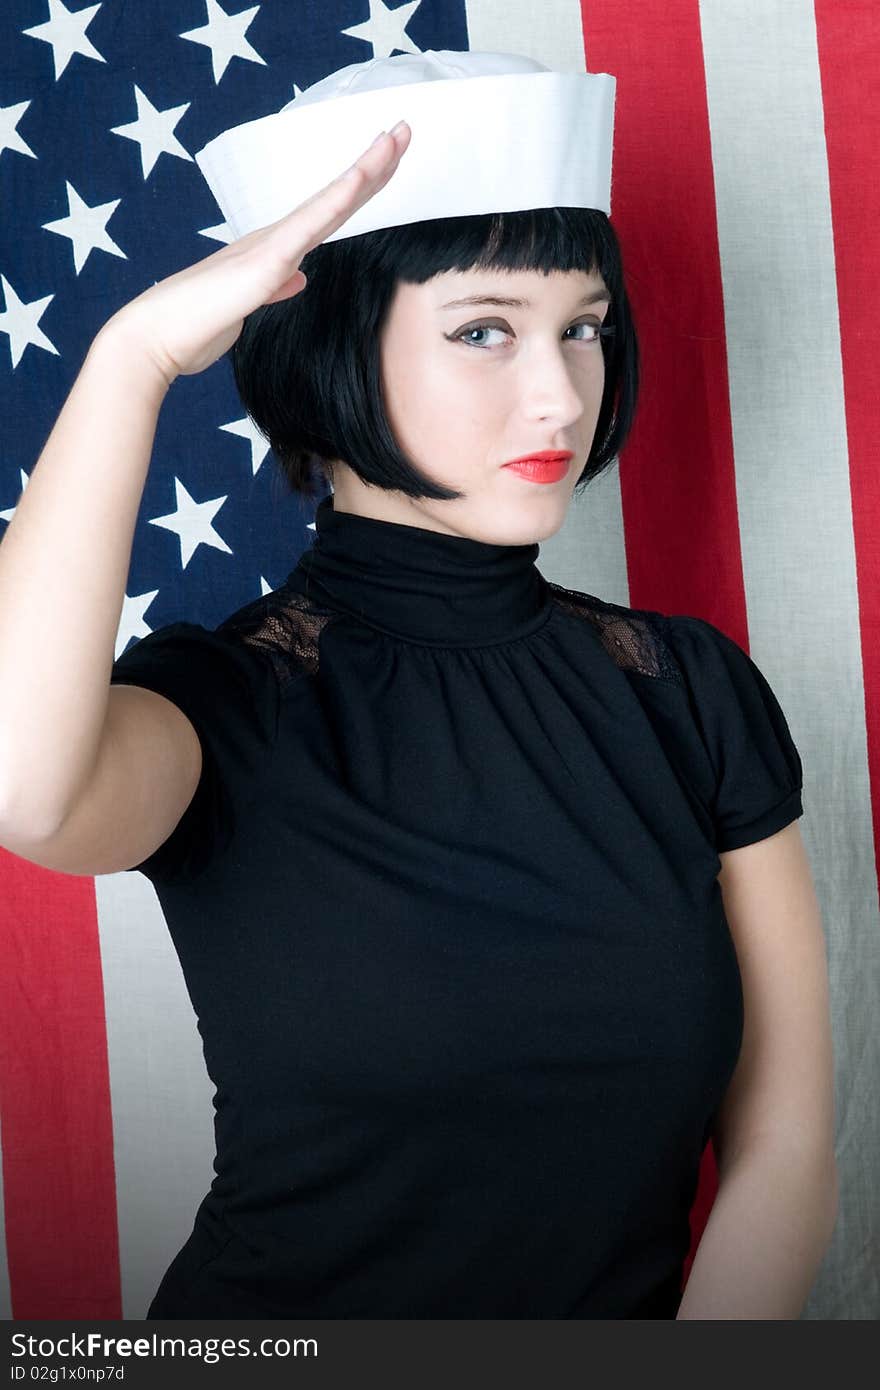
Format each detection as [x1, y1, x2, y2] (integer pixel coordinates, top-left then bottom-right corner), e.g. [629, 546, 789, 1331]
[194, 48, 616, 244]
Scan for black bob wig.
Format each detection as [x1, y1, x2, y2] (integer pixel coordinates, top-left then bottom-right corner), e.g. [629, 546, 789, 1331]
[228, 206, 639, 503]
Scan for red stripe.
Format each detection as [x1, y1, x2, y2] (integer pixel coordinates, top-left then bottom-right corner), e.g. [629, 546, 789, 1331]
[0, 849, 121, 1317]
[583, 0, 748, 635]
[814, 2, 880, 895]
[580, 0, 748, 1279]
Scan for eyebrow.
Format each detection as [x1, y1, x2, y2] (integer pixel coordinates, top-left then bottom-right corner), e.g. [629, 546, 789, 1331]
[439, 289, 612, 310]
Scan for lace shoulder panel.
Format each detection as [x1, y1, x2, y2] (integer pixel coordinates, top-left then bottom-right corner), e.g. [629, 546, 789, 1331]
[546, 581, 680, 682]
[216, 584, 339, 691]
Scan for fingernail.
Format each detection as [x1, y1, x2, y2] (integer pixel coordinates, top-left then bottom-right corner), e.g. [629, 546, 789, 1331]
[370, 130, 387, 147]
[390, 120, 407, 135]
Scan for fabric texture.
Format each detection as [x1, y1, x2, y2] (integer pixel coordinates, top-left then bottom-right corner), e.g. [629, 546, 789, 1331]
[107, 496, 803, 1319]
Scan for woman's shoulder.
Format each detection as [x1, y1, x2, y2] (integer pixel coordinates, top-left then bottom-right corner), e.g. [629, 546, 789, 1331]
[544, 580, 680, 682]
[217, 578, 340, 690]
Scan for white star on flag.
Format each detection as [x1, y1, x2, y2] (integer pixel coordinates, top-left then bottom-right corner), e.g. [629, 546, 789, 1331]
[148, 476, 233, 570]
[21, 0, 105, 81]
[109, 85, 193, 180]
[41, 183, 126, 275]
[178, 0, 267, 85]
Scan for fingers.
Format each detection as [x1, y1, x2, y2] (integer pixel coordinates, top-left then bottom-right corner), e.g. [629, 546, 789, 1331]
[338, 121, 411, 191]
[349, 121, 411, 168]
[297, 120, 411, 248]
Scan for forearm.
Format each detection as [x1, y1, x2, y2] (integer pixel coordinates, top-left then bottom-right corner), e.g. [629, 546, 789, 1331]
[0, 318, 170, 833]
[676, 1146, 838, 1319]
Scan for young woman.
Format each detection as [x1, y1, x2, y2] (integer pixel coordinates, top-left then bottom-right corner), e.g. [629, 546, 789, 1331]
[0, 119, 836, 1319]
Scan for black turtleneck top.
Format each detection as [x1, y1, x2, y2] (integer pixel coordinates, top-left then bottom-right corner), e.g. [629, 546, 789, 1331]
[110, 493, 803, 1319]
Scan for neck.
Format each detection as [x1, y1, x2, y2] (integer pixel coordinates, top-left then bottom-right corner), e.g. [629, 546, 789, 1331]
[286, 494, 553, 647]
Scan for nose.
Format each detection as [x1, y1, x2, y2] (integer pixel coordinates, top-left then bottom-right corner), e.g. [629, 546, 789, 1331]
[519, 346, 598, 426]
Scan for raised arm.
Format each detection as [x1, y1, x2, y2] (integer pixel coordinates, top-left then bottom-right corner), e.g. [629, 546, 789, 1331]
[0, 120, 411, 847]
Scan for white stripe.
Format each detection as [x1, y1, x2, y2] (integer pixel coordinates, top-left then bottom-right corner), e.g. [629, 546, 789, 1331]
[465, 0, 590, 72]
[699, 0, 877, 1318]
[464, 0, 633, 603]
[96, 873, 217, 1319]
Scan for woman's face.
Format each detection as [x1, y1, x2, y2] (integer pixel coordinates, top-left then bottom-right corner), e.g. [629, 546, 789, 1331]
[328, 265, 612, 545]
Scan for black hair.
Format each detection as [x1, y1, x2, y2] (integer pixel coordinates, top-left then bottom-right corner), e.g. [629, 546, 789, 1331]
[228, 207, 639, 502]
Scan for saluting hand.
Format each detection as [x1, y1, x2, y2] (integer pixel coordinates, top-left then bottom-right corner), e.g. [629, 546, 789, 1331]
[104, 121, 412, 388]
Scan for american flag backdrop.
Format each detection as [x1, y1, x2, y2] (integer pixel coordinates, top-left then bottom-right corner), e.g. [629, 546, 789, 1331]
[0, 0, 877, 1321]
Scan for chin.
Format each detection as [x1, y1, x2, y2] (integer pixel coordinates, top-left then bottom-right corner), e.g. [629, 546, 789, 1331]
[465, 496, 571, 548]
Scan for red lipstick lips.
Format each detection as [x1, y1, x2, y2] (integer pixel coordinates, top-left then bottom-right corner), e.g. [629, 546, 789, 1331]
[502, 451, 573, 484]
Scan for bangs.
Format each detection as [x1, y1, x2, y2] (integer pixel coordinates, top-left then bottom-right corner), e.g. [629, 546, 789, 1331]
[362, 207, 613, 290]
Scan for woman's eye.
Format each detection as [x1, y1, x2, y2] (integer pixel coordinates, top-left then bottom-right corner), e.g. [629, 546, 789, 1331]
[451, 321, 607, 349]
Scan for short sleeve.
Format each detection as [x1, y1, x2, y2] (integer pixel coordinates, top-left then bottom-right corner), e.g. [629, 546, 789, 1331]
[662, 614, 804, 852]
[109, 620, 280, 884]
